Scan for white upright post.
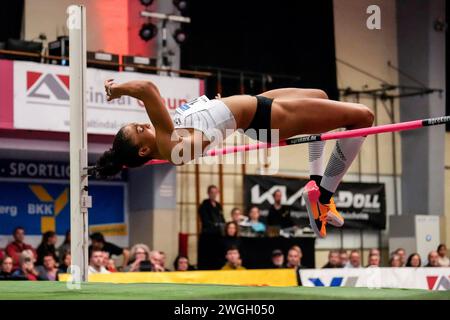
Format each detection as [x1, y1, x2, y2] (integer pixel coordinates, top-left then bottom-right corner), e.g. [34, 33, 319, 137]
[67, 5, 90, 282]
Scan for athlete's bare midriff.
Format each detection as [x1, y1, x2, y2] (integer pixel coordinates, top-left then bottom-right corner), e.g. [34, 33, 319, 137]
[218, 95, 258, 129]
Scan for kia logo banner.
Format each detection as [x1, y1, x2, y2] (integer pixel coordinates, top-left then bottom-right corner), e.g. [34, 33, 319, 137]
[244, 175, 386, 230]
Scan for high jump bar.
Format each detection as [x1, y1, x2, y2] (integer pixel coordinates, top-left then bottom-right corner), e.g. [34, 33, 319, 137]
[146, 115, 450, 164]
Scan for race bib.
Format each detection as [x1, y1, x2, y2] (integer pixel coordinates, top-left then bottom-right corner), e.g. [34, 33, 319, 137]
[175, 95, 210, 115]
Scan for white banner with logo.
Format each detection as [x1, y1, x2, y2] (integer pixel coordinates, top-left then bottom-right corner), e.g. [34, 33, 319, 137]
[300, 267, 450, 291]
[13, 61, 203, 135]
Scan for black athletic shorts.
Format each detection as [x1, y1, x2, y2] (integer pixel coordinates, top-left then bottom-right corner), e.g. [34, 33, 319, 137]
[244, 95, 273, 143]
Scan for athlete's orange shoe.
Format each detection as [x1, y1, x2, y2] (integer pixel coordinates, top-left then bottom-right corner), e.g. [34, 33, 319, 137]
[302, 180, 344, 238]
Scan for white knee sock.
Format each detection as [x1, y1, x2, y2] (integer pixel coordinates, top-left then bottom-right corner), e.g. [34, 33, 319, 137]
[309, 140, 325, 184]
[319, 137, 365, 204]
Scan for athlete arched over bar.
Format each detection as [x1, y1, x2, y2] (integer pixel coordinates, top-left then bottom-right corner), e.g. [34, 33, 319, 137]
[96, 79, 375, 238]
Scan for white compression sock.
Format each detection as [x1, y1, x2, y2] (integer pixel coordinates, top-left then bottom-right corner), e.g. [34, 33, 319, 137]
[309, 140, 326, 184]
[319, 136, 365, 203]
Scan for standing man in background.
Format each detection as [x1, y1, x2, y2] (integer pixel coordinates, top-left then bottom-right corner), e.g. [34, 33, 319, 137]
[198, 185, 226, 269]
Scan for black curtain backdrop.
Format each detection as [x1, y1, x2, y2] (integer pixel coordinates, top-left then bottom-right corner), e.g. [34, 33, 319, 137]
[181, 0, 338, 99]
[0, 1, 24, 42]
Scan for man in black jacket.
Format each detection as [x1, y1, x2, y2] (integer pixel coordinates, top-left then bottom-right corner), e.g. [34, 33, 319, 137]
[198, 185, 225, 235]
[198, 185, 226, 269]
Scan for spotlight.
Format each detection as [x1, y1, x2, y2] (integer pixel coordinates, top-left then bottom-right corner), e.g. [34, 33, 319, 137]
[140, 0, 154, 6]
[173, 0, 188, 13]
[139, 23, 157, 41]
[173, 29, 188, 44]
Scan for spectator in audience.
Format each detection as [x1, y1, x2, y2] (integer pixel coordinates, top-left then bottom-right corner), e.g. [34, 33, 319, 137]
[394, 248, 406, 267]
[425, 251, 440, 267]
[103, 251, 117, 272]
[267, 190, 295, 229]
[339, 250, 349, 267]
[406, 253, 421, 267]
[347, 250, 361, 268]
[89, 232, 130, 269]
[389, 254, 402, 267]
[36, 231, 58, 266]
[88, 249, 111, 274]
[221, 246, 246, 270]
[173, 255, 196, 271]
[149, 250, 166, 272]
[6, 227, 37, 269]
[247, 206, 266, 236]
[286, 247, 303, 269]
[0, 256, 15, 280]
[58, 252, 71, 273]
[369, 248, 380, 257]
[125, 244, 152, 272]
[159, 251, 171, 271]
[222, 222, 241, 252]
[199, 185, 225, 236]
[367, 254, 380, 267]
[0, 250, 4, 262]
[36, 254, 59, 281]
[437, 244, 449, 267]
[12, 252, 39, 280]
[270, 249, 285, 268]
[231, 207, 248, 226]
[57, 230, 71, 263]
[323, 250, 342, 268]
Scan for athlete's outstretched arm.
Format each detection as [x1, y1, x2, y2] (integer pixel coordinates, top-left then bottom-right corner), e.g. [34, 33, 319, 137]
[105, 79, 181, 162]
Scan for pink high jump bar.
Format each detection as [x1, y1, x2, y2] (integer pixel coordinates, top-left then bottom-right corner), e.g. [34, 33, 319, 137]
[147, 115, 450, 165]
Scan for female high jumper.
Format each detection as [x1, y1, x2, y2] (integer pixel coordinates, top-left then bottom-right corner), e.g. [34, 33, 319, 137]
[97, 79, 374, 238]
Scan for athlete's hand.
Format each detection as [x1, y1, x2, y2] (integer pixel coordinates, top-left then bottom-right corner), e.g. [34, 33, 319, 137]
[104, 79, 122, 101]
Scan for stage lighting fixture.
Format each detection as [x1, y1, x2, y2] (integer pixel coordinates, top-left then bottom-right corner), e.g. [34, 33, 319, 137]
[139, 23, 157, 41]
[140, 0, 154, 6]
[173, 29, 188, 44]
[173, 0, 188, 13]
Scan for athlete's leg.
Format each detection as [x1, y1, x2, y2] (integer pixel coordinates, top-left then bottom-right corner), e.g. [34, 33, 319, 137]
[271, 98, 374, 238]
[258, 88, 329, 100]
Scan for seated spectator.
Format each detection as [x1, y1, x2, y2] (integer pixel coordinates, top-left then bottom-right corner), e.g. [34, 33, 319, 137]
[57, 230, 71, 263]
[286, 247, 303, 269]
[270, 249, 285, 268]
[346, 250, 361, 268]
[394, 248, 406, 267]
[221, 246, 246, 270]
[0, 256, 15, 280]
[0, 250, 4, 262]
[323, 250, 342, 268]
[230, 207, 247, 225]
[369, 248, 381, 258]
[222, 222, 241, 251]
[242, 206, 266, 237]
[406, 253, 421, 267]
[103, 251, 117, 272]
[425, 251, 440, 267]
[89, 232, 130, 269]
[12, 252, 39, 280]
[173, 255, 196, 271]
[149, 250, 166, 272]
[389, 254, 402, 267]
[267, 190, 295, 229]
[88, 249, 111, 274]
[36, 254, 59, 281]
[367, 254, 380, 267]
[36, 231, 58, 266]
[437, 244, 449, 267]
[6, 227, 37, 269]
[58, 252, 71, 273]
[125, 244, 152, 272]
[339, 250, 349, 267]
[159, 251, 171, 271]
